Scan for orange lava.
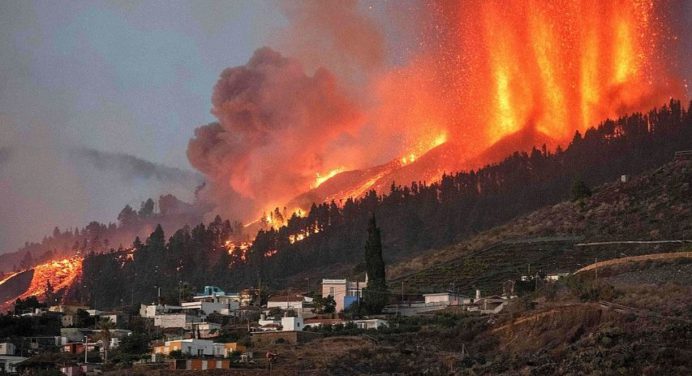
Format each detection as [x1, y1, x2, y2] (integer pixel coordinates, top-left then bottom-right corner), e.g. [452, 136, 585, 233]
[2, 257, 82, 308]
[423, 0, 681, 150]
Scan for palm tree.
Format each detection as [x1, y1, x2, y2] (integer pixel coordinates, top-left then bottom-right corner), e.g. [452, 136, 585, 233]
[96, 318, 116, 363]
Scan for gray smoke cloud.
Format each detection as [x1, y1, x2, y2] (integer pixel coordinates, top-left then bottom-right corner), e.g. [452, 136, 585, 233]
[187, 47, 363, 219]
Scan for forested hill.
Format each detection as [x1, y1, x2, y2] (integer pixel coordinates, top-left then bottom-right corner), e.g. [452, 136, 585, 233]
[79, 100, 692, 309]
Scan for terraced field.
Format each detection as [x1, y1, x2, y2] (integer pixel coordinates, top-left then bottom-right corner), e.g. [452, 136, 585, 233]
[389, 159, 691, 296]
[392, 238, 689, 295]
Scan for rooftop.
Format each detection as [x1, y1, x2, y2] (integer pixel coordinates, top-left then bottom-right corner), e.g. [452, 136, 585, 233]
[267, 294, 305, 303]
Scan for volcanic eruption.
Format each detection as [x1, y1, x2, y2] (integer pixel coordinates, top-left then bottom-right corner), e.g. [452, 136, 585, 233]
[188, 0, 687, 227]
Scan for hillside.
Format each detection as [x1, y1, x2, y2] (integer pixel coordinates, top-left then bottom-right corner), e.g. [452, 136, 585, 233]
[71, 101, 692, 310]
[389, 156, 692, 295]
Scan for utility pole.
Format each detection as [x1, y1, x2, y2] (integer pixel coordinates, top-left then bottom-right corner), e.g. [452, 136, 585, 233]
[84, 336, 88, 364]
[356, 280, 360, 319]
[156, 286, 161, 305]
[401, 281, 404, 306]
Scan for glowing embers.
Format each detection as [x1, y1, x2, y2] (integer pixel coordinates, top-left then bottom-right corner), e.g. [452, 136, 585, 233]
[288, 225, 321, 244]
[225, 240, 250, 263]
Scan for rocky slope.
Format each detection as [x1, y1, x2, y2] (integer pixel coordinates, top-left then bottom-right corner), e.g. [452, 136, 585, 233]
[388, 157, 692, 294]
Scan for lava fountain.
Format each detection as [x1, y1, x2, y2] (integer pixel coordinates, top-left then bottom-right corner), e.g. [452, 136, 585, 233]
[424, 0, 683, 150]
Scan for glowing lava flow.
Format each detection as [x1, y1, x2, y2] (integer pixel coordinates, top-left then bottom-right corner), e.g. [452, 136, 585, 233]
[313, 167, 346, 188]
[1, 257, 83, 307]
[400, 133, 447, 166]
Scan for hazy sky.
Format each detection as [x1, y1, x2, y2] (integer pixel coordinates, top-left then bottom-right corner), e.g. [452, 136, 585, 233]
[0, 0, 284, 169]
[0, 1, 290, 251]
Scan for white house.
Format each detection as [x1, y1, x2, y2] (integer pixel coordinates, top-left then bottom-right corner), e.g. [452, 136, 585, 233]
[266, 294, 312, 310]
[422, 293, 469, 306]
[153, 314, 201, 329]
[154, 339, 215, 357]
[181, 301, 236, 316]
[281, 316, 304, 332]
[139, 304, 182, 318]
[192, 286, 242, 310]
[0, 343, 15, 356]
[352, 319, 389, 330]
[322, 277, 367, 312]
[152, 339, 241, 358]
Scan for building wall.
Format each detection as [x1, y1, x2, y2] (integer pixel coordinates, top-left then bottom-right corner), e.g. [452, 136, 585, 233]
[266, 301, 303, 310]
[322, 281, 347, 312]
[154, 314, 199, 329]
[322, 279, 366, 312]
[281, 316, 304, 331]
[0, 343, 15, 356]
[169, 359, 230, 370]
[140, 304, 158, 318]
[61, 315, 75, 327]
[424, 294, 451, 304]
[353, 319, 388, 330]
[155, 340, 240, 357]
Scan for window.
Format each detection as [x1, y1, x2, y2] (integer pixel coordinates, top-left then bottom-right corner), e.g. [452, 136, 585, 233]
[329, 287, 335, 296]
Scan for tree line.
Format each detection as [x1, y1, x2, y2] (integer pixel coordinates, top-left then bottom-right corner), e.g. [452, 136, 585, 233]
[77, 99, 692, 309]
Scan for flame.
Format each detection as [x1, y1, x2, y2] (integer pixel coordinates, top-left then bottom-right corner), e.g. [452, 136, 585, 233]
[225, 240, 250, 262]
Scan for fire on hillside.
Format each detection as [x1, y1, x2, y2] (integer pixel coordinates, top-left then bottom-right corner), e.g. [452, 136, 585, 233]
[188, 1, 684, 228]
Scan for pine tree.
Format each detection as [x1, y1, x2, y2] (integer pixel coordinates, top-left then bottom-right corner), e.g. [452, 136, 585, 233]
[362, 214, 388, 314]
[146, 225, 165, 249]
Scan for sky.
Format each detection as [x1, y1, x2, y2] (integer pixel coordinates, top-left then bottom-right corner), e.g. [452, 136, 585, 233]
[0, 0, 283, 169]
[0, 1, 288, 251]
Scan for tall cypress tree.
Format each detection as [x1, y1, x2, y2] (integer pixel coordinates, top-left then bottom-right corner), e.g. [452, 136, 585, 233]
[363, 214, 388, 314]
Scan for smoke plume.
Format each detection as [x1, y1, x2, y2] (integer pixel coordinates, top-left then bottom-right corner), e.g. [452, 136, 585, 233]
[187, 48, 362, 217]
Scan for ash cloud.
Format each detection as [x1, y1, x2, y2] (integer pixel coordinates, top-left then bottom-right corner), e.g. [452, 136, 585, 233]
[187, 47, 362, 218]
[275, 0, 385, 82]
